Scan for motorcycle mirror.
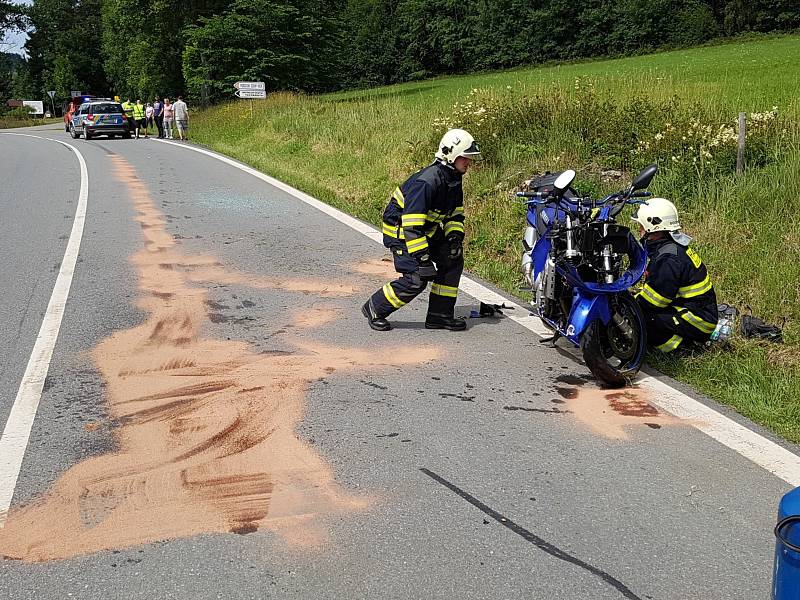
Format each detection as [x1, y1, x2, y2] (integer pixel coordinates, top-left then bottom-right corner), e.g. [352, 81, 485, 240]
[553, 169, 576, 192]
[631, 163, 658, 191]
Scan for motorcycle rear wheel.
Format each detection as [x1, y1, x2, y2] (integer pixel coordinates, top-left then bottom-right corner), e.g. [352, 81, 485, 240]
[580, 293, 646, 388]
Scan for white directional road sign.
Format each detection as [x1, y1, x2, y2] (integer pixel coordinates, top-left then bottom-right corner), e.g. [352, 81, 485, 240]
[235, 89, 267, 99]
[234, 81, 266, 91]
[47, 90, 56, 99]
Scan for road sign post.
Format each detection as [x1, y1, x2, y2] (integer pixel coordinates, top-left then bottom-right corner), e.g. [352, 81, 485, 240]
[47, 90, 56, 118]
[233, 83, 266, 119]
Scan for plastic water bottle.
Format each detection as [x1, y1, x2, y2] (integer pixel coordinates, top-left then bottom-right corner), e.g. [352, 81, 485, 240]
[710, 316, 732, 342]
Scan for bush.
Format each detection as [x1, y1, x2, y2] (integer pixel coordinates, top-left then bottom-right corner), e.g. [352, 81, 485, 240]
[4, 106, 36, 119]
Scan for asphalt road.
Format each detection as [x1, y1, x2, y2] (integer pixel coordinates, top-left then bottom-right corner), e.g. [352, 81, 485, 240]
[0, 124, 794, 599]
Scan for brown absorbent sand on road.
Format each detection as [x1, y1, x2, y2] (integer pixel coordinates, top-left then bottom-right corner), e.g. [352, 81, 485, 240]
[565, 385, 684, 440]
[351, 258, 397, 280]
[0, 156, 440, 563]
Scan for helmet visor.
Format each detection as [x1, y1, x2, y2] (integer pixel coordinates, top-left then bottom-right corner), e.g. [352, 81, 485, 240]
[459, 141, 482, 160]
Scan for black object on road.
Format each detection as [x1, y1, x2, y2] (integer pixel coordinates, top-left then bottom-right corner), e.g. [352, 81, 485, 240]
[470, 302, 513, 318]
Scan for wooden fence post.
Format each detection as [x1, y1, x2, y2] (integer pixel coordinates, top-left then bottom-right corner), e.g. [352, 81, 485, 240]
[736, 112, 746, 175]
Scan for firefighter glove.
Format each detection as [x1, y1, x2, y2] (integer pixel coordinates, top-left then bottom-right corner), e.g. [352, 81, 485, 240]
[446, 233, 463, 261]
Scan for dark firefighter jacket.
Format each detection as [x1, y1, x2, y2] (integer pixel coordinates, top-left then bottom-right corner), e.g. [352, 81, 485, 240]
[381, 160, 465, 259]
[638, 236, 718, 335]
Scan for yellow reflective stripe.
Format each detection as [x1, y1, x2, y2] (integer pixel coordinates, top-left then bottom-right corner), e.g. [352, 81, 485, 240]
[431, 283, 458, 298]
[656, 334, 683, 353]
[427, 211, 445, 223]
[679, 310, 716, 334]
[392, 187, 405, 209]
[640, 283, 671, 308]
[451, 206, 464, 217]
[401, 213, 428, 227]
[382, 283, 405, 309]
[677, 275, 712, 298]
[444, 221, 465, 235]
[405, 237, 429, 253]
[382, 222, 405, 239]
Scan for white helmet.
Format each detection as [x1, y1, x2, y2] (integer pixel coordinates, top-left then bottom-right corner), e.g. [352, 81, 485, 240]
[435, 128, 482, 163]
[631, 197, 681, 233]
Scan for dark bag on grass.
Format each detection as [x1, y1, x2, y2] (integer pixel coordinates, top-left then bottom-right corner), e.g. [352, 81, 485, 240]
[740, 306, 784, 344]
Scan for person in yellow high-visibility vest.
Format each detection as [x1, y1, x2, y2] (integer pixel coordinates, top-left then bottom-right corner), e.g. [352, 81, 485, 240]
[121, 98, 135, 135]
[132, 99, 147, 139]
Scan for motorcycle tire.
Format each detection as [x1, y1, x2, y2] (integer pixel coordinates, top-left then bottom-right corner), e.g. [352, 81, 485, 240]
[580, 293, 647, 388]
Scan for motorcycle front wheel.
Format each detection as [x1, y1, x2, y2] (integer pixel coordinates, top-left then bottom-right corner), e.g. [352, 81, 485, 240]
[580, 293, 647, 388]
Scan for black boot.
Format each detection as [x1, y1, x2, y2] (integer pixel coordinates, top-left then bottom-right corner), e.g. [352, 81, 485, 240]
[425, 312, 466, 331]
[362, 301, 392, 331]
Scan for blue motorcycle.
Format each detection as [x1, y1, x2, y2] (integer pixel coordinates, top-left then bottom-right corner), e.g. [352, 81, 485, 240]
[517, 165, 658, 387]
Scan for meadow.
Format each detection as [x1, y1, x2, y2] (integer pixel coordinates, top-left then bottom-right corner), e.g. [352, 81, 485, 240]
[192, 35, 800, 440]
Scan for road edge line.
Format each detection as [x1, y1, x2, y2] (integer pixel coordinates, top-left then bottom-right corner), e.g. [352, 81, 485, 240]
[0, 133, 90, 526]
[154, 139, 800, 487]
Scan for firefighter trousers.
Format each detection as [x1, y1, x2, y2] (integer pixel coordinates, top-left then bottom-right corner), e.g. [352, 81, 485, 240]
[368, 241, 463, 319]
[645, 309, 713, 353]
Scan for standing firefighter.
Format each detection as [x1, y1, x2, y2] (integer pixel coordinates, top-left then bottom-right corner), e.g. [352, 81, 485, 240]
[632, 198, 718, 353]
[362, 128, 481, 331]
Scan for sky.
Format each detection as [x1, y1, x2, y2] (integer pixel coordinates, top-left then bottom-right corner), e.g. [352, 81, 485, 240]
[2, 0, 32, 56]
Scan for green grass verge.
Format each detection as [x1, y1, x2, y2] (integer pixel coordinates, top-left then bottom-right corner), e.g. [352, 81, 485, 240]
[191, 34, 800, 442]
[0, 117, 61, 129]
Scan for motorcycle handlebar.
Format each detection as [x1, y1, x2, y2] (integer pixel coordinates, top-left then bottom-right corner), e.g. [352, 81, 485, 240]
[516, 188, 651, 214]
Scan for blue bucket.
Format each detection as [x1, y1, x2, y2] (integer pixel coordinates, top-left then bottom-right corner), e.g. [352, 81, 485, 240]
[774, 487, 800, 599]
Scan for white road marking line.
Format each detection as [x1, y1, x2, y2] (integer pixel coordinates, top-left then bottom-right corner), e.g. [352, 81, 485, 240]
[155, 139, 800, 486]
[0, 133, 89, 527]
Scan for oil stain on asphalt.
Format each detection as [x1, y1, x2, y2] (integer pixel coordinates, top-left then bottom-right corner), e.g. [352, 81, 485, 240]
[563, 384, 683, 440]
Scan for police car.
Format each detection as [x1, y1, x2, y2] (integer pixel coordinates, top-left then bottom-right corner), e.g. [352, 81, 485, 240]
[69, 100, 130, 140]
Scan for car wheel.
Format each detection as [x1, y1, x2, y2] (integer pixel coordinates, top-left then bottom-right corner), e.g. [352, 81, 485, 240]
[83, 127, 91, 140]
[70, 124, 79, 139]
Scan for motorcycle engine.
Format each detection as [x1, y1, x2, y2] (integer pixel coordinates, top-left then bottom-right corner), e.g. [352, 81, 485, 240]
[533, 257, 557, 317]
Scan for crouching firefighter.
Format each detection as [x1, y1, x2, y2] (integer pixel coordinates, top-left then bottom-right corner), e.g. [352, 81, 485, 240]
[632, 198, 718, 353]
[362, 128, 481, 331]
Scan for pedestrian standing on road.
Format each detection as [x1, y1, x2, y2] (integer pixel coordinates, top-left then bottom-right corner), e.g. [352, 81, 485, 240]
[632, 198, 718, 353]
[145, 102, 154, 135]
[173, 96, 188, 141]
[162, 98, 174, 139]
[362, 128, 481, 331]
[133, 99, 147, 139]
[122, 98, 136, 136]
[153, 96, 164, 138]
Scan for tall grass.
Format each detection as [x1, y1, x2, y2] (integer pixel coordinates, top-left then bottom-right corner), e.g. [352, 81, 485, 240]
[192, 35, 800, 440]
[0, 116, 60, 129]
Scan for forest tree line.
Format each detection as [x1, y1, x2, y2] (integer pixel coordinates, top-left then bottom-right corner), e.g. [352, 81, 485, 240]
[1, 0, 799, 106]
